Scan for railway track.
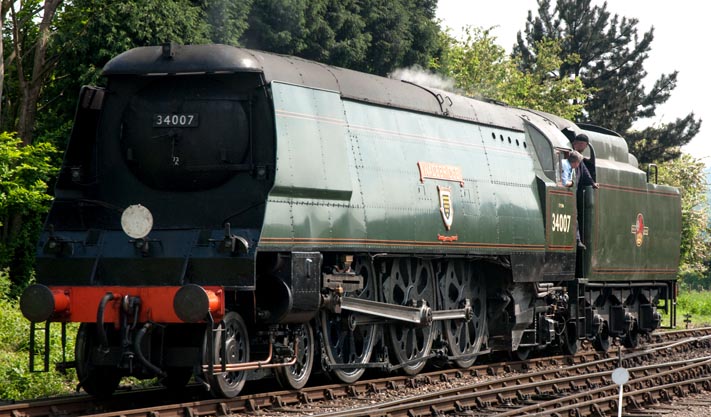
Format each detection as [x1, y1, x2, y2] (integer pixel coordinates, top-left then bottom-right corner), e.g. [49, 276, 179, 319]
[309, 337, 711, 416]
[3, 327, 711, 417]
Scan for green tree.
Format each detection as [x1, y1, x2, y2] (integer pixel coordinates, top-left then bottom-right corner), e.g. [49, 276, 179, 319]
[0, 132, 57, 291]
[514, 0, 701, 163]
[201, 0, 253, 45]
[432, 27, 587, 120]
[242, 0, 340, 58]
[0, 0, 64, 144]
[0, 0, 11, 124]
[657, 154, 710, 279]
[242, 0, 439, 76]
[358, 0, 439, 75]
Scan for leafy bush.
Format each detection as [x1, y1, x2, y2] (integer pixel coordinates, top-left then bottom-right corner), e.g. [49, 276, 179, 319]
[0, 270, 78, 400]
[0, 132, 59, 294]
[676, 290, 711, 326]
[658, 155, 711, 281]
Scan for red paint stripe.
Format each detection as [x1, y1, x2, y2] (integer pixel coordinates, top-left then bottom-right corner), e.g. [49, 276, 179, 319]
[549, 189, 574, 196]
[548, 245, 575, 250]
[259, 237, 544, 250]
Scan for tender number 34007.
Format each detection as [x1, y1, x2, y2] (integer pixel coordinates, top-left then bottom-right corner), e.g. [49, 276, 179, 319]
[551, 213, 572, 233]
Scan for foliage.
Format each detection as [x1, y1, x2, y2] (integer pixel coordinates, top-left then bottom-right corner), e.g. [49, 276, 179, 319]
[514, 0, 701, 163]
[0, 132, 58, 291]
[360, 0, 440, 76]
[0, 270, 78, 400]
[627, 115, 703, 163]
[680, 270, 711, 292]
[675, 290, 711, 327]
[657, 154, 711, 279]
[242, 0, 440, 76]
[201, 0, 253, 45]
[432, 27, 588, 119]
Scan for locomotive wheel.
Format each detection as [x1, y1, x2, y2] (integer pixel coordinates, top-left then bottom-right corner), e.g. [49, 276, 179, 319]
[439, 261, 486, 368]
[561, 321, 579, 355]
[592, 322, 611, 352]
[320, 256, 379, 383]
[622, 322, 640, 349]
[275, 322, 315, 390]
[75, 323, 122, 398]
[383, 258, 436, 375]
[204, 311, 250, 398]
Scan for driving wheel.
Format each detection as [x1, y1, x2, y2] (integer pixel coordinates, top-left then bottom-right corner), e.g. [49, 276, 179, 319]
[439, 261, 486, 368]
[382, 257, 436, 375]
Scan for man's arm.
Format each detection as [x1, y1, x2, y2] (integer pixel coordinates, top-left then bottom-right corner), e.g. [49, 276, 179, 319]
[579, 161, 599, 188]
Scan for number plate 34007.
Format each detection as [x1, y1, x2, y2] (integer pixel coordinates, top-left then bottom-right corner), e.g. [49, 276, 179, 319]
[153, 113, 199, 127]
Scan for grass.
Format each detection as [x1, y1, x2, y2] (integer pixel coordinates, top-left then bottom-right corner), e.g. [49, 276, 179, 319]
[0, 272, 79, 401]
[675, 289, 711, 327]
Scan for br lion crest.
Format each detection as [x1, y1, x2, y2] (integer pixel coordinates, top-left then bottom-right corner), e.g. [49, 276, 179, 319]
[631, 213, 649, 247]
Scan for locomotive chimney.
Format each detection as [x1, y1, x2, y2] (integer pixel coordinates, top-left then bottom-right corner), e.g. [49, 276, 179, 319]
[161, 42, 176, 59]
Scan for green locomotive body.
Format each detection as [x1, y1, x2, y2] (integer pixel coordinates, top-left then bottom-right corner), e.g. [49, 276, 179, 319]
[262, 83, 559, 260]
[260, 72, 680, 282]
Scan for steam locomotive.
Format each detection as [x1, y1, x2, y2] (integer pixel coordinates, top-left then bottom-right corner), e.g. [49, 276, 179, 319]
[19, 43, 681, 398]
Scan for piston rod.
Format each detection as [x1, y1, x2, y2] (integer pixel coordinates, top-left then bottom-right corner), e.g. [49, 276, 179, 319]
[339, 296, 472, 326]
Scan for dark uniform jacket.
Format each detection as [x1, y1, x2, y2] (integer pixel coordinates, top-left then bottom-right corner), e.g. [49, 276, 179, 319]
[575, 161, 595, 188]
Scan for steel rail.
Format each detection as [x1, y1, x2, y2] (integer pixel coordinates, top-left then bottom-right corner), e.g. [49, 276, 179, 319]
[518, 357, 711, 416]
[307, 337, 711, 417]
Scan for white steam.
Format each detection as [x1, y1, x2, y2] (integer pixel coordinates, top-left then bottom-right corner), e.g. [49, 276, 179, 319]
[389, 65, 456, 92]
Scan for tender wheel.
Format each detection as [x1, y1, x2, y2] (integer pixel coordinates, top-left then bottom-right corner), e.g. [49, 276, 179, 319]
[561, 321, 579, 355]
[592, 322, 611, 352]
[320, 256, 379, 383]
[383, 258, 436, 375]
[204, 311, 250, 398]
[275, 322, 315, 390]
[75, 323, 122, 398]
[622, 321, 640, 349]
[439, 261, 486, 368]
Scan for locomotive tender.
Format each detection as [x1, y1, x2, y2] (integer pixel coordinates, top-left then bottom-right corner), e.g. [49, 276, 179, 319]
[19, 43, 681, 397]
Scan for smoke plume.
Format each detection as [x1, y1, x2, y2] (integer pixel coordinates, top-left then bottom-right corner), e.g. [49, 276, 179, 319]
[388, 65, 456, 92]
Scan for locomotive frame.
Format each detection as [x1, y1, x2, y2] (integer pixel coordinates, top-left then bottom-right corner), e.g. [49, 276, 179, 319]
[19, 43, 680, 398]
